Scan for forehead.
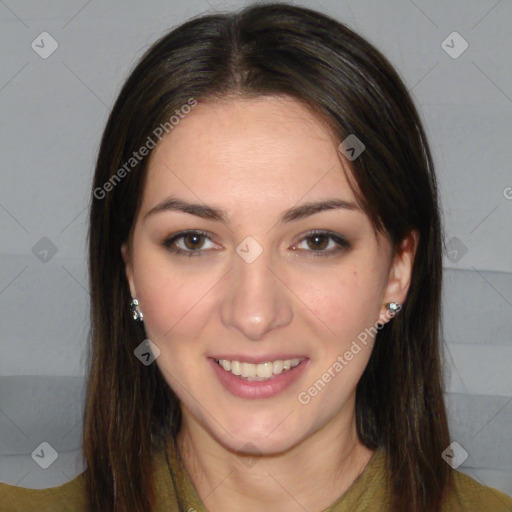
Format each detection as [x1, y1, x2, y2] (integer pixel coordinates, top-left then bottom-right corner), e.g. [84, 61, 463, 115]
[141, 96, 357, 212]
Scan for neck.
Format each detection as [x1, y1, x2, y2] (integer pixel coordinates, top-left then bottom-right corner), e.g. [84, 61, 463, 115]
[176, 404, 375, 512]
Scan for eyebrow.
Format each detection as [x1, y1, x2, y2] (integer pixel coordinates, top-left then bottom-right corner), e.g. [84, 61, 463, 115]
[143, 196, 360, 225]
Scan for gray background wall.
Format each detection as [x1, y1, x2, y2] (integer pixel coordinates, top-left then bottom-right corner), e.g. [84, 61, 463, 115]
[1, 0, 511, 498]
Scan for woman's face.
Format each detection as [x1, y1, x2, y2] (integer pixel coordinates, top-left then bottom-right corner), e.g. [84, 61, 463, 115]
[122, 96, 414, 455]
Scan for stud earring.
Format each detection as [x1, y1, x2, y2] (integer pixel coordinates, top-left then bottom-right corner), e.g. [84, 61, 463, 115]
[385, 302, 401, 314]
[130, 298, 144, 322]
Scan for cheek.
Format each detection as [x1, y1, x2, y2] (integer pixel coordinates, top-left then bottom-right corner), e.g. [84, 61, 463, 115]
[130, 247, 186, 334]
[131, 251, 220, 344]
[296, 264, 384, 338]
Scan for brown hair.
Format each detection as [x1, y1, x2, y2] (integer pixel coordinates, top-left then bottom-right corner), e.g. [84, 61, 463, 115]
[85, 3, 450, 511]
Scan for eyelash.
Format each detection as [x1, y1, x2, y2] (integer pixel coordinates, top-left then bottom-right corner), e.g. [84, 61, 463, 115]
[162, 230, 350, 258]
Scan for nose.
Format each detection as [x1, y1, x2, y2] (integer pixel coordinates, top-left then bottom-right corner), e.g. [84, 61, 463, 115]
[220, 248, 293, 341]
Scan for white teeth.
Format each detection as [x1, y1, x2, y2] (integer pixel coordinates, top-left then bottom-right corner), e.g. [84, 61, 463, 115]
[273, 360, 284, 374]
[231, 360, 242, 375]
[216, 358, 303, 380]
[241, 362, 256, 378]
[256, 362, 273, 378]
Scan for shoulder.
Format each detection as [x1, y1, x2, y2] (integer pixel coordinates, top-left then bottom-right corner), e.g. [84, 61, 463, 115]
[0, 472, 87, 512]
[443, 469, 512, 511]
[0, 441, 180, 512]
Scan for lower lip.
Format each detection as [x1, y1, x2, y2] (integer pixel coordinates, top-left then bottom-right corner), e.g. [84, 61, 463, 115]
[210, 358, 310, 399]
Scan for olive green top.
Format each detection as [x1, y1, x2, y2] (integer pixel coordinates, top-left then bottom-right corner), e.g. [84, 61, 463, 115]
[1, 439, 511, 511]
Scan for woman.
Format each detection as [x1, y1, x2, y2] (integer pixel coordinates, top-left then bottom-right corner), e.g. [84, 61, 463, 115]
[1, 3, 511, 511]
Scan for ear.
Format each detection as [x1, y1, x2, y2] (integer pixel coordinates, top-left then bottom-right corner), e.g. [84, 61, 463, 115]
[121, 242, 136, 298]
[378, 230, 419, 324]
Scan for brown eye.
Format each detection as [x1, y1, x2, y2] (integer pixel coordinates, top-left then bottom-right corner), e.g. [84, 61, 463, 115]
[293, 231, 350, 257]
[306, 234, 329, 251]
[182, 233, 206, 250]
[162, 230, 218, 257]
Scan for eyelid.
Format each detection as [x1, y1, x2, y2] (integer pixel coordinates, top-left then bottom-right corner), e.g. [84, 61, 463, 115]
[291, 229, 350, 256]
[160, 230, 218, 258]
[162, 229, 350, 257]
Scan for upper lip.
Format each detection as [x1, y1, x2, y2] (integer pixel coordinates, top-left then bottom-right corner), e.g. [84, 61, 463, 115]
[211, 355, 308, 364]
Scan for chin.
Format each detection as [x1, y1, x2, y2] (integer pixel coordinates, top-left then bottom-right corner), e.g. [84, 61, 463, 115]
[214, 416, 306, 456]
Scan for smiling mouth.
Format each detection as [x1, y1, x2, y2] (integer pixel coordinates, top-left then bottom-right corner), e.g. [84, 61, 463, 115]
[214, 357, 305, 381]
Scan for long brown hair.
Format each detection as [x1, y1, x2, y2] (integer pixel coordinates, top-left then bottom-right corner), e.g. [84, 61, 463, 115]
[85, 3, 450, 511]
